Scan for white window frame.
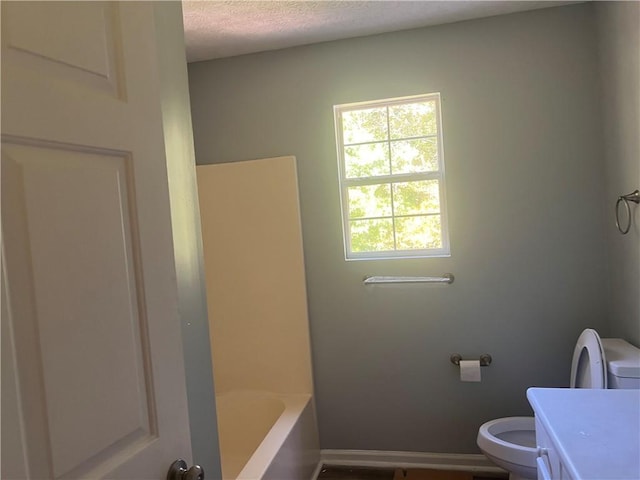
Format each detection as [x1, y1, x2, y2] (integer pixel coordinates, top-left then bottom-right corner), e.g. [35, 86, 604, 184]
[334, 93, 450, 260]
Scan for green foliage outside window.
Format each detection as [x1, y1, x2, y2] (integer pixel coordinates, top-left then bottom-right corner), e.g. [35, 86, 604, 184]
[335, 94, 449, 258]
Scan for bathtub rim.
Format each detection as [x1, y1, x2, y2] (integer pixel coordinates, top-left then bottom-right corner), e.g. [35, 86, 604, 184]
[235, 392, 312, 480]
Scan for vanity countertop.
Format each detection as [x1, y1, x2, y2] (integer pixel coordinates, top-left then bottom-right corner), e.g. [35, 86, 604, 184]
[527, 387, 640, 480]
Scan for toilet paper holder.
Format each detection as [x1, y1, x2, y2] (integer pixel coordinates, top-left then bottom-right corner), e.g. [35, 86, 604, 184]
[450, 353, 492, 367]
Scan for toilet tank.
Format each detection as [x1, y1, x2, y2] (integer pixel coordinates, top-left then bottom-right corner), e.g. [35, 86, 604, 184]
[602, 338, 640, 389]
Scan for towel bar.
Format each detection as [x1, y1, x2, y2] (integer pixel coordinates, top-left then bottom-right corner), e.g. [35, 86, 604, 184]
[363, 274, 454, 285]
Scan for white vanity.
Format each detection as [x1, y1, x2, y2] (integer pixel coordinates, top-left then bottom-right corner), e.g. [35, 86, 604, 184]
[527, 388, 640, 480]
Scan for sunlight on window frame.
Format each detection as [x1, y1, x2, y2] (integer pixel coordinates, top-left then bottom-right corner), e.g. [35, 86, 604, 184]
[334, 93, 451, 260]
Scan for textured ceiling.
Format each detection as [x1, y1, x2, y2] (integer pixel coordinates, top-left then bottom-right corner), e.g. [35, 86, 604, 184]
[183, 1, 579, 63]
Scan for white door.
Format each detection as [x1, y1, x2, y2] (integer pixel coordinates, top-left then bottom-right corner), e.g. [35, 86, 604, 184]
[1, 2, 194, 479]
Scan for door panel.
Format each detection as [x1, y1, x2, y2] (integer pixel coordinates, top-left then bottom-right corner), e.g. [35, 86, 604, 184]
[5, 2, 114, 77]
[3, 143, 156, 478]
[1, 2, 193, 479]
[1, 1, 125, 98]
[1, 262, 30, 480]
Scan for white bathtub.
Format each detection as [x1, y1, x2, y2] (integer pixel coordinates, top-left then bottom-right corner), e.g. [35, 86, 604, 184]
[215, 391, 320, 480]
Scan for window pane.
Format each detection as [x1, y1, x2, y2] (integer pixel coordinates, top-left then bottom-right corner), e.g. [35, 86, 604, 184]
[389, 101, 437, 139]
[335, 94, 448, 259]
[348, 184, 392, 219]
[395, 215, 443, 250]
[393, 180, 440, 216]
[390, 138, 438, 174]
[344, 143, 390, 178]
[342, 107, 388, 144]
[350, 218, 394, 252]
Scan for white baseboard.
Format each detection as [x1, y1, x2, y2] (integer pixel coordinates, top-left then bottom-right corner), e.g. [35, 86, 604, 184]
[319, 449, 506, 474]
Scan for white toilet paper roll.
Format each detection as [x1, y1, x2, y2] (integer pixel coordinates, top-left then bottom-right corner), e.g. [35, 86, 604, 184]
[460, 360, 481, 382]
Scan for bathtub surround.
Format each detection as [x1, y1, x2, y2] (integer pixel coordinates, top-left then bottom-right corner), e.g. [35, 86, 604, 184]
[189, 3, 609, 455]
[197, 157, 314, 395]
[197, 157, 320, 479]
[596, 1, 640, 346]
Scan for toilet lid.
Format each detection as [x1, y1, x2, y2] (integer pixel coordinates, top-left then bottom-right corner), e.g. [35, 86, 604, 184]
[570, 328, 607, 388]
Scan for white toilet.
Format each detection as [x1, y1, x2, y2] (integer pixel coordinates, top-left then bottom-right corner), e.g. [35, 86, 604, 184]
[477, 329, 640, 480]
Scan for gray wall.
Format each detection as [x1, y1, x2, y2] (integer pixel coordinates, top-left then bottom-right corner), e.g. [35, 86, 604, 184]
[155, 3, 221, 477]
[596, 2, 640, 346]
[188, 4, 608, 453]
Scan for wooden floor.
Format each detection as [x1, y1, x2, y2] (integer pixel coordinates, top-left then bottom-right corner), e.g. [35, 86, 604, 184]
[316, 466, 508, 480]
[317, 467, 395, 480]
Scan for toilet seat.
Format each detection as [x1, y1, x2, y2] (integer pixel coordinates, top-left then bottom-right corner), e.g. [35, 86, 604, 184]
[477, 416, 538, 479]
[570, 328, 607, 389]
[478, 329, 612, 480]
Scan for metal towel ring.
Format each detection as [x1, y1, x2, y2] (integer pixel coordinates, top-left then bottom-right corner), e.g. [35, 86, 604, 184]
[615, 189, 640, 234]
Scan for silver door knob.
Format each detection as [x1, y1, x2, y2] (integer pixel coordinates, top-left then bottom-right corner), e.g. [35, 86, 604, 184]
[167, 459, 204, 480]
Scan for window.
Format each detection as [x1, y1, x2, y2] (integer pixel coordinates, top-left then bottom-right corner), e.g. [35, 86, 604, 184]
[334, 93, 450, 260]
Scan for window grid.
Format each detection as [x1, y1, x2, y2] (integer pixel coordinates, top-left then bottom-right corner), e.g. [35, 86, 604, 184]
[335, 93, 450, 260]
[385, 106, 398, 250]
